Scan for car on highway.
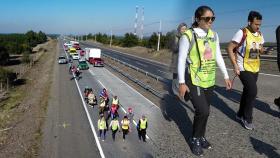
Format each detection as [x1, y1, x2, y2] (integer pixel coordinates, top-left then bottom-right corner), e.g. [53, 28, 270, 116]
[92, 58, 104, 67]
[69, 47, 77, 55]
[72, 53, 80, 60]
[58, 56, 68, 64]
[78, 60, 89, 70]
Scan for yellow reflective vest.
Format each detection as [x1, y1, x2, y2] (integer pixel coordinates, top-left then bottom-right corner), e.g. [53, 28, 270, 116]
[98, 118, 107, 130]
[121, 119, 130, 130]
[112, 98, 119, 105]
[140, 118, 147, 130]
[243, 28, 263, 73]
[183, 29, 217, 88]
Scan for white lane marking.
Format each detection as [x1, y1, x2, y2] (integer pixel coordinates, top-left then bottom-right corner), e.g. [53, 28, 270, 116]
[89, 69, 95, 76]
[226, 68, 280, 77]
[96, 80, 150, 140]
[61, 41, 106, 158]
[157, 70, 169, 75]
[104, 68, 160, 109]
[98, 80, 107, 90]
[135, 61, 148, 67]
[258, 72, 280, 77]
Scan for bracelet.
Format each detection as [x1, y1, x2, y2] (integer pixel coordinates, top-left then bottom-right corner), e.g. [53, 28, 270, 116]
[179, 83, 185, 85]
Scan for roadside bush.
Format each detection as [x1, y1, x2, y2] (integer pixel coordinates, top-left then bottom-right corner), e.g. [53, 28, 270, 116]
[0, 67, 16, 85]
[0, 46, 9, 65]
[22, 51, 31, 63]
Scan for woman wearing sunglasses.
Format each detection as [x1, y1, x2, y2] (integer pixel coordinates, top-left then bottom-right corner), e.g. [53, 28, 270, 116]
[177, 6, 231, 156]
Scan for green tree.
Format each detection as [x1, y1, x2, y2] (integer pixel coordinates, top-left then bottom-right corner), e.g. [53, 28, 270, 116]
[147, 33, 158, 49]
[0, 46, 9, 65]
[122, 33, 139, 47]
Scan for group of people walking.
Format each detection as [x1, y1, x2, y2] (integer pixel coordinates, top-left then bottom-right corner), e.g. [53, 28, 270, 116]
[92, 88, 148, 142]
[175, 5, 277, 156]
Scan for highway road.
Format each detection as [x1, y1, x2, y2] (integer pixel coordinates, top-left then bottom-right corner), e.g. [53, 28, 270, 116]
[81, 42, 173, 80]
[40, 38, 280, 158]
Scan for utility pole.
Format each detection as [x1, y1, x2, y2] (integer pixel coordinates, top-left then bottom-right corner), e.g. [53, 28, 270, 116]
[140, 6, 144, 40]
[134, 6, 138, 36]
[157, 20, 162, 51]
[110, 30, 113, 47]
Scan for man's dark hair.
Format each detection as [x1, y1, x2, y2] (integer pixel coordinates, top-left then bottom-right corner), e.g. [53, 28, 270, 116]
[248, 11, 262, 22]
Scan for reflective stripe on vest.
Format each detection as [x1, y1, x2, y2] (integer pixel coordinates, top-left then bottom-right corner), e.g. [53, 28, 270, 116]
[243, 28, 263, 73]
[112, 98, 119, 105]
[122, 120, 129, 130]
[140, 119, 147, 129]
[184, 29, 217, 88]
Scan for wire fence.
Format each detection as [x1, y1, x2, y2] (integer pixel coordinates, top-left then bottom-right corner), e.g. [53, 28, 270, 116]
[0, 50, 45, 93]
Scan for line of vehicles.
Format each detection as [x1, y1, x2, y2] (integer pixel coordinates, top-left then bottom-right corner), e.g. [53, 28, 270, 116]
[58, 40, 105, 70]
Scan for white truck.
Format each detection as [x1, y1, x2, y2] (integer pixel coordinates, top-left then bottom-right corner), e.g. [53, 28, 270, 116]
[85, 48, 104, 67]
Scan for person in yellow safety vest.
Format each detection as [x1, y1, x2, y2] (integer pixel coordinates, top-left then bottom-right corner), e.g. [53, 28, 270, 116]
[227, 11, 264, 131]
[112, 96, 119, 109]
[98, 114, 107, 141]
[137, 115, 148, 142]
[121, 115, 130, 141]
[109, 116, 120, 141]
[178, 6, 231, 156]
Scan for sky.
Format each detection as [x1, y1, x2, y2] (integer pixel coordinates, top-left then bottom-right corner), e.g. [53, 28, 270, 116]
[0, 0, 279, 42]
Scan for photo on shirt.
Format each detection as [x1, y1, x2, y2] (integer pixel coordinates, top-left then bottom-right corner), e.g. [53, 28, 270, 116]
[203, 40, 213, 60]
[249, 42, 259, 59]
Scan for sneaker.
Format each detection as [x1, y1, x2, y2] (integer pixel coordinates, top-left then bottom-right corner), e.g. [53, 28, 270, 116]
[242, 120, 254, 130]
[190, 138, 203, 156]
[200, 137, 212, 149]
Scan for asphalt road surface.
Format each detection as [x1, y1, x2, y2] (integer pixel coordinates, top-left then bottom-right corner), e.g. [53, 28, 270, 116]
[40, 38, 280, 158]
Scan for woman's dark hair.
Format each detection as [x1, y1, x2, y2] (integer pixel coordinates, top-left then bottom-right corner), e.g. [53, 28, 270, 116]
[192, 6, 214, 28]
[248, 11, 262, 22]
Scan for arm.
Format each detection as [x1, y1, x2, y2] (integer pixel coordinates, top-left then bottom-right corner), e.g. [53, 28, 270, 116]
[215, 33, 231, 90]
[227, 41, 240, 76]
[227, 29, 243, 75]
[177, 35, 190, 97]
[215, 33, 229, 79]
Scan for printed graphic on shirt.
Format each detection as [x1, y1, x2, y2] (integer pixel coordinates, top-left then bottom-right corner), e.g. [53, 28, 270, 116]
[249, 42, 259, 59]
[203, 40, 213, 60]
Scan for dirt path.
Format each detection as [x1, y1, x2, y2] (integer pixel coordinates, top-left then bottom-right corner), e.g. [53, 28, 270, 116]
[0, 39, 57, 158]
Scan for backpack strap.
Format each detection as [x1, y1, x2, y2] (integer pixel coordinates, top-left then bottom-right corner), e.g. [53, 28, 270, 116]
[234, 28, 247, 58]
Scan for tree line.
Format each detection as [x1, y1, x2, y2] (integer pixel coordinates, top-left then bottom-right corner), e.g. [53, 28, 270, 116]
[0, 30, 47, 65]
[82, 31, 177, 50]
[0, 30, 47, 88]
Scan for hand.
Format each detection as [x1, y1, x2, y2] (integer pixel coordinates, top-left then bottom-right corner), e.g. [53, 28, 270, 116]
[234, 65, 240, 76]
[224, 79, 232, 90]
[179, 83, 190, 98]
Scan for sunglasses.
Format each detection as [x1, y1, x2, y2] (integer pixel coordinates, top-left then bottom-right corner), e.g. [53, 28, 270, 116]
[200, 16, 215, 22]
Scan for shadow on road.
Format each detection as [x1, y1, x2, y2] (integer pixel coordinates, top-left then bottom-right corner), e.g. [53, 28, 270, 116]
[214, 85, 280, 119]
[160, 84, 194, 145]
[250, 137, 280, 158]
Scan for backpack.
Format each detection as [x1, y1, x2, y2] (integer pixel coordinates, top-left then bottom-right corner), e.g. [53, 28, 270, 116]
[233, 28, 247, 57]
